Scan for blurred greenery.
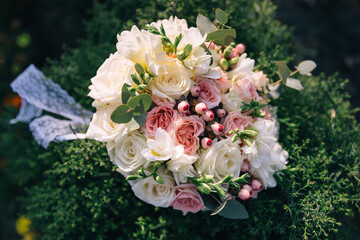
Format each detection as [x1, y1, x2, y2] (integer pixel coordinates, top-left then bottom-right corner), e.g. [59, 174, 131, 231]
[0, 0, 359, 239]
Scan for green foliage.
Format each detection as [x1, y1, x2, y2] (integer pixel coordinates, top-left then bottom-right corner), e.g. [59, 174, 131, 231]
[1, 0, 359, 239]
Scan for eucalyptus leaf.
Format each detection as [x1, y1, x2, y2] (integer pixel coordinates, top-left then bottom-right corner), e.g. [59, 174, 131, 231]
[127, 94, 152, 113]
[210, 199, 228, 216]
[218, 200, 249, 219]
[285, 78, 304, 91]
[276, 61, 291, 81]
[296, 60, 317, 76]
[206, 29, 236, 46]
[202, 194, 219, 211]
[215, 8, 228, 24]
[196, 14, 217, 36]
[111, 105, 132, 123]
[133, 112, 147, 127]
[121, 83, 132, 104]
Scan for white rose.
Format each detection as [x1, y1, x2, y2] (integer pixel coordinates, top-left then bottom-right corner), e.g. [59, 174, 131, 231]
[142, 128, 184, 162]
[149, 61, 193, 102]
[131, 167, 175, 207]
[196, 138, 243, 184]
[167, 154, 198, 185]
[249, 142, 288, 188]
[107, 130, 147, 174]
[88, 54, 133, 108]
[85, 104, 128, 142]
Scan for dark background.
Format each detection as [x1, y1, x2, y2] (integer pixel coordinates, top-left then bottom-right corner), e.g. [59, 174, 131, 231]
[0, 0, 359, 115]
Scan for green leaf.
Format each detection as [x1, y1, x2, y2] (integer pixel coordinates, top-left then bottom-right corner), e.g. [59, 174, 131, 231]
[276, 61, 291, 81]
[211, 199, 229, 216]
[174, 33, 183, 50]
[127, 94, 152, 113]
[133, 112, 147, 127]
[229, 181, 240, 190]
[218, 200, 249, 219]
[196, 13, 217, 35]
[215, 8, 228, 24]
[160, 23, 166, 35]
[201, 194, 219, 211]
[206, 29, 236, 46]
[121, 83, 132, 104]
[111, 105, 132, 123]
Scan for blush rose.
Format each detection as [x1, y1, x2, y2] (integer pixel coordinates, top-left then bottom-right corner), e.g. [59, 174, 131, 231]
[170, 116, 205, 155]
[196, 77, 221, 109]
[221, 111, 253, 135]
[170, 184, 205, 215]
[142, 104, 179, 138]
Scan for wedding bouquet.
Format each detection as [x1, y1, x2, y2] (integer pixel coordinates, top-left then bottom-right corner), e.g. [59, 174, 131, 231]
[84, 9, 315, 219]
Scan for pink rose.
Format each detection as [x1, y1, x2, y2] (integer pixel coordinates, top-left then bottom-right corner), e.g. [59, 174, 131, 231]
[212, 67, 231, 93]
[233, 77, 260, 103]
[196, 77, 221, 109]
[170, 184, 205, 215]
[142, 104, 179, 138]
[221, 111, 253, 135]
[171, 116, 205, 155]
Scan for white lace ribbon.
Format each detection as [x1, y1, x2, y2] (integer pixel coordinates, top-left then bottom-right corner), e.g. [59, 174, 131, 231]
[10, 64, 93, 148]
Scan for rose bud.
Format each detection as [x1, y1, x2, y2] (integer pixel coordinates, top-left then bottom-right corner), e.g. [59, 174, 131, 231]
[251, 179, 262, 191]
[238, 188, 250, 200]
[235, 43, 246, 54]
[211, 123, 224, 135]
[201, 137, 212, 149]
[195, 102, 207, 114]
[202, 110, 214, 122]
[178, 101, 190, 113]
[191, 86, 201, 97]
[242, 184, 253, 195]
[216, 109, 226, 118]
[241, 159, 250, 172]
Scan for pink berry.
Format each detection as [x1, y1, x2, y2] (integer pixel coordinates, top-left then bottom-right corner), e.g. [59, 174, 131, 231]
[190, 86, 201, 97]
[211, 123, 224, 135]
[238, 189, 250, 200]
[241, 159, 250, 172]
[251, 179, 262, 191]
[201, 137, 212, 149]
[202, 110, 214, 121]
[216, 109, 226, 118]
[195, 102, 207, 114]
[184, 111, 191, 116]
[178, 101, 189, 113]
[242, 184, 253, 195]
[235, 43, 246, 54]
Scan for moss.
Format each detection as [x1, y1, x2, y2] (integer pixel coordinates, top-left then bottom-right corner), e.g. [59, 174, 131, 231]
[1, 0, 359, 239]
